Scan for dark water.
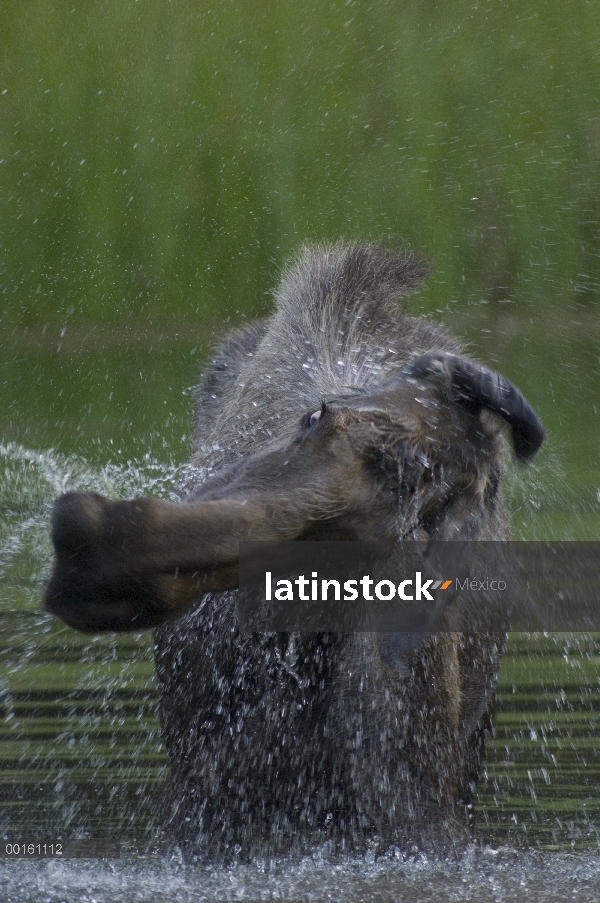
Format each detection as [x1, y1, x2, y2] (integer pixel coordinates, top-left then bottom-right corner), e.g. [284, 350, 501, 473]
[1, 336, 599, 902]
[3, 615, 600, 852]
[1, 326, 598, 901]
[1, 440, 600, 901]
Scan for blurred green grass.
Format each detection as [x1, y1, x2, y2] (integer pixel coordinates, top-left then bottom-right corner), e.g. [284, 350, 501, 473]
[1, 0, 598, 533]
[1, 0, 599, 326]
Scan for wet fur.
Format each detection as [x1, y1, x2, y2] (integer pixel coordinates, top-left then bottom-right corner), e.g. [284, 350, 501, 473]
[44, 244, 543, 859]
[154, 245, 510, 859]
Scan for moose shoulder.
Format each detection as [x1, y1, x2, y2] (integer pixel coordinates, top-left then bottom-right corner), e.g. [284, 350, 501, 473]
[44, 245, 544, 858]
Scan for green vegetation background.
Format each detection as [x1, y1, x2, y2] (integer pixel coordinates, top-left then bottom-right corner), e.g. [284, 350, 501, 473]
[1, 0, 598, 537]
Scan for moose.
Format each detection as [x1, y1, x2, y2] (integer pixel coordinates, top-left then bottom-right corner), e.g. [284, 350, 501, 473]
[44, 245, 544, 859]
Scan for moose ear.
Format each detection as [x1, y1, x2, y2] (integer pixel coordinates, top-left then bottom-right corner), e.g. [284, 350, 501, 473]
[403, 352, 545, 460]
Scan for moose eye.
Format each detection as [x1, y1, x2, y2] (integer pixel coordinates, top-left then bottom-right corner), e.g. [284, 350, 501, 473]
[300, 401, 327, 433]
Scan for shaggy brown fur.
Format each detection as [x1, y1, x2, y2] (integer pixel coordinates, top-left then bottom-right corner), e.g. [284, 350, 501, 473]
[44, 244, 544, 859]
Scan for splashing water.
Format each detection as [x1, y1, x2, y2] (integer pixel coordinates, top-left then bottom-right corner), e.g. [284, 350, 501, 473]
[0, 441, 184, 596]
[0, 443, 182, 891]
[4, 847, 600, 903]
[1, 443, 600, 901]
